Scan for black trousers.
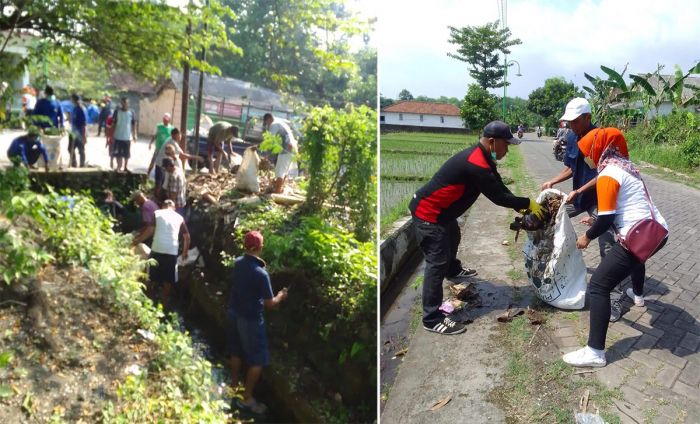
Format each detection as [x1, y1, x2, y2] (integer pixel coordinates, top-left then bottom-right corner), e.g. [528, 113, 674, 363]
[587, 239, 666, 350]
[413, 217, 463, 326]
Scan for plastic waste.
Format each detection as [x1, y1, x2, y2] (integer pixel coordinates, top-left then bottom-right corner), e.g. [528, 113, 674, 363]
[177, 247, 200, 267]
[575, 413, 605, 424]
[236, 146, 260, 193]
[522, 189, 586, 309]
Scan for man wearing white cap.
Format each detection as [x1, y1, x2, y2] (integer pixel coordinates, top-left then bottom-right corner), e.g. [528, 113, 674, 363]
[541, 98, 620, 320]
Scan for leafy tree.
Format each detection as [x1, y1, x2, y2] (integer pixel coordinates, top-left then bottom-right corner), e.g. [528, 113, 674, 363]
[460, 84, 498, 131]
[0, 0, 236, 81]
[380, 94, 394, 109]
[527, 77, 582, 130]
[346, 47, 377, 107]
[447, 21, 521, 89]
[27, 49, 111, 100]
[398, 89, 414, 101]
[210, 0, 369, 107]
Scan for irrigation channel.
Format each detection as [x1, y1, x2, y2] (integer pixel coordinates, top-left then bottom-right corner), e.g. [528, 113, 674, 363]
[30, 170, 375, 423]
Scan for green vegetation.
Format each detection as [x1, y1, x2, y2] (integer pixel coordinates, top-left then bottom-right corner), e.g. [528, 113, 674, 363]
[460, 84, 499, 130]
[0, 167, 230, 422]
[447, 20, 522, 90]
[302, 105, 377, 242]
[625, 110, 700, 171]
[380, 132, 476, 232]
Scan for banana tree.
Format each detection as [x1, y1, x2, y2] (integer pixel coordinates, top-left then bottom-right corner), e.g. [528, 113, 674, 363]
[583, 64, 639, 127]
[630, 62, 700, 120]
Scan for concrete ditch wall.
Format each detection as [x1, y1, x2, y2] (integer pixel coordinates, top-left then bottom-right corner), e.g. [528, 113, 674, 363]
[380, 216, 420, 295]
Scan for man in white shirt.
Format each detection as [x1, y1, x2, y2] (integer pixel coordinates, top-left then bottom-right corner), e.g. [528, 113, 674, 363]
[135, 199, 190, 308]
[263, 113, 298, 194]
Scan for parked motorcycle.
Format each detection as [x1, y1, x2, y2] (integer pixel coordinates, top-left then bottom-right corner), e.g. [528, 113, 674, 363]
[553, 137, 566, 161]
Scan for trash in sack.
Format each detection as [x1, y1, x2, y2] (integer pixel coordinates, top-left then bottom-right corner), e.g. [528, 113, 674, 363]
[521, 189, 586, 310]
[177, 247, 200, 267]
[136, 329, 155, 341]
[236, 147, 260, 193]
[575, 413, 605, 424]
[439, 301, 455, 314]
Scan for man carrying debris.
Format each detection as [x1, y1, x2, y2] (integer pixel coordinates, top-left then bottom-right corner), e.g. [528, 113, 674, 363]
[540, 98, 620, 320]
[135, 199, 190, 308]
[262, 113, 298, 194]
[6, 126, 49, 171]
[409, 121, 545, 335]
[207, 121, 239, 174]
[227, 231, 288, 414]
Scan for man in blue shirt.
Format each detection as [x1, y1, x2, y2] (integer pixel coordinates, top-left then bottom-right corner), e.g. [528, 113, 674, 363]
[541, 98, 620, 320]
[227, 231, 288, 415]
[31, 86, 64, 129]
[7, 126, 48, 172]
[69, 94, 87, 168]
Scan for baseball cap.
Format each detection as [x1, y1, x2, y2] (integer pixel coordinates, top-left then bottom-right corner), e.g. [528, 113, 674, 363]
[560, 98, 591, 121]
[483, 121, 520, 145]
[244, 231, 264, 250]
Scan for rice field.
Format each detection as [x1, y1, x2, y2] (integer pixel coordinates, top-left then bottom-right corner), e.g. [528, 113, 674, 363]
[380, 180, 425, 221]
[380, 131, 479, 231]
[380, 152, 447, 178]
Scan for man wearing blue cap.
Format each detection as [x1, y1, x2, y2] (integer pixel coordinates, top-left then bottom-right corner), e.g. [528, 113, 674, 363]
[409, 121, 545, 335]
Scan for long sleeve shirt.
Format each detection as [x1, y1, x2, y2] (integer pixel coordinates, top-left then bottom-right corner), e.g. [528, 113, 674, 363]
[7, 135, 48, 165]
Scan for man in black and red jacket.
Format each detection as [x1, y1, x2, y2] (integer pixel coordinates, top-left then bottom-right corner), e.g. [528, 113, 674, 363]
[409, 121, 545, 335]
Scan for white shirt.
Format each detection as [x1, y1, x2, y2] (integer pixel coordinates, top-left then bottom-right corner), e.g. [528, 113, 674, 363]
[154, 137, 184, 169]
[268, 120, 297, 153]
[151, 209, 184, 255]
[597, 165, 668, 238]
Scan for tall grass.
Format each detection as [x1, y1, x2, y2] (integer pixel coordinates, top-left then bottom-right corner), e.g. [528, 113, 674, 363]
[380, 152, 446, 178]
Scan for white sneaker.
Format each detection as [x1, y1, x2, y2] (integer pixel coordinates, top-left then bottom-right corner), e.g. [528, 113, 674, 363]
[626, 288, 645, 307]
[562, 346, 606, 367]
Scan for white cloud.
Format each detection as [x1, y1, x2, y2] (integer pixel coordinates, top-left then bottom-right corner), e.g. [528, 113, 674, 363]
[380, 0, 700, 99]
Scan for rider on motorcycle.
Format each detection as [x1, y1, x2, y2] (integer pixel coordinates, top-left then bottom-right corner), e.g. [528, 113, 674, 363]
[517, 123, 525, 138]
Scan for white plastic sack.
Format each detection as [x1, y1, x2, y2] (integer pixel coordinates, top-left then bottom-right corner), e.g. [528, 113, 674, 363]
[236, 147, 260, 193]
[42, 134, 68, 170]
[522, 189, 587, 310]
[177, 247, 200, 267]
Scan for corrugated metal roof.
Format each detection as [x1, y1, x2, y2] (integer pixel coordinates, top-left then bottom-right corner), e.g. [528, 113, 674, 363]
[170, 71, 296, 112]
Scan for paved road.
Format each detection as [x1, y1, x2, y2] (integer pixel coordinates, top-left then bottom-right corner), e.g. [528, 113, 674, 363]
[520, 133, 700, 423]
[0, 127, 155, 174]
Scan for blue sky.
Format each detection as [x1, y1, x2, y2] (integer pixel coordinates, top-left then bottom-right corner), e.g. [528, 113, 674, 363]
[378, 0, 700, 100]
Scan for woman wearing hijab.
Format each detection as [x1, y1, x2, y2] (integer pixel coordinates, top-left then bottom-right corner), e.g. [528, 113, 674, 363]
[563, 127, 669, 367]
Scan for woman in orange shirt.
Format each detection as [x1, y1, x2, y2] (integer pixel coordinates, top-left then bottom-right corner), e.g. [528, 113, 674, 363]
[563, 128, 668, 368]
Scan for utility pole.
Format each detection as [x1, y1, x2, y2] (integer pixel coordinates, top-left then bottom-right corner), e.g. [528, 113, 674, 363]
[180, 18, 192, 152]
[193, 0, 208, 173]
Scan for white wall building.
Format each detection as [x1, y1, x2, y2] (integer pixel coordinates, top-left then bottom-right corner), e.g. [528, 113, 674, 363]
[380, 101, 465, 130]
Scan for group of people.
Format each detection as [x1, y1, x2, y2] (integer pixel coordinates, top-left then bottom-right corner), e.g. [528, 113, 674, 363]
[127, 181, 283, 415]
[411, 98, 668, 369]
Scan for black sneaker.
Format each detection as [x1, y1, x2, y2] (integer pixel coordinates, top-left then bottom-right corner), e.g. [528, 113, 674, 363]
[423, 316, 466, 335]
[447, 267, 478, 282]
[609, 300, 622, 322]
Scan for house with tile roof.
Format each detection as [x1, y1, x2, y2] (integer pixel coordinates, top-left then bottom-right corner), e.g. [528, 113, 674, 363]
[380, 100, 466, 133]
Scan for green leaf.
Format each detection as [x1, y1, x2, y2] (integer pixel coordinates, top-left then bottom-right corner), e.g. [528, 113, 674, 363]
[600, 65, 627, 91]
[630, 74, 657, 96]
[0, 351, 13, 368]
[0, 385, 13, 398]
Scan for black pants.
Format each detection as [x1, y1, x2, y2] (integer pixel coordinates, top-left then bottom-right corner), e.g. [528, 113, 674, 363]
[587, 239, 666, 350]
[68, 132, 85, 167]
[413, 217, 463, 326]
